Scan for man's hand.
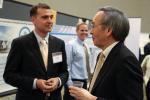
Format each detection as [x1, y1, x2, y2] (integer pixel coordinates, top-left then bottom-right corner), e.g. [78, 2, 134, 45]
[46, 77, 59, 92]
[36, 79, 51, 93]
[69, 86, 97, 100]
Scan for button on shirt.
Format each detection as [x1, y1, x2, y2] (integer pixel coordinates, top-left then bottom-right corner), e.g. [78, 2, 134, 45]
[66, 37, 90, 86]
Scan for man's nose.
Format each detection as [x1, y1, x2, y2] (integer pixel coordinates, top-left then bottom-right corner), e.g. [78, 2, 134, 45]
[90, 32, 93, 35]
[48, 18, 53, 23]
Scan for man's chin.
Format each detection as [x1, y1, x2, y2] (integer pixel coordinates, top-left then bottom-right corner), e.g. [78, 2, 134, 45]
[46, 29, 52, 33]
[93, 40, 98, 47]
[48, 29, 52, 32]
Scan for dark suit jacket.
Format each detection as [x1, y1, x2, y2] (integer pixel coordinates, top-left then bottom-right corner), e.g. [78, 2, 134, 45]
[144, 42, 150, 55]
[3, 32, 68, 100]
[146, 79, 150, 100]
[91, 42, 143, 100]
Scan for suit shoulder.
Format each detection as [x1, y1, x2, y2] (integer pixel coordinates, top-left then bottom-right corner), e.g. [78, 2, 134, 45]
[144, 42, 150, 49]
[13, 33, 31, 42]
[117, 44, 138, 62]
[12, 33, 33, 46]
[50, 35, 65, 43]
[113, 43, 137, 60]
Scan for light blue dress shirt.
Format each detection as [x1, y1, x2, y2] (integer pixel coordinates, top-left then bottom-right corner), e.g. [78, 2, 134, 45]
[66, 37, 90, 86]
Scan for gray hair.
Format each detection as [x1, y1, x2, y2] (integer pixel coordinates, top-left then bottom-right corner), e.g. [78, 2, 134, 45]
[99, 6, 129, 42]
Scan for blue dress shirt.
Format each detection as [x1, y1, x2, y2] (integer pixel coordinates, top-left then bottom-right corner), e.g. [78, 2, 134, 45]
[66, 37, 90, 86]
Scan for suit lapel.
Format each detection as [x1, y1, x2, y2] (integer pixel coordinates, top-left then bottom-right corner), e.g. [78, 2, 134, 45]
[92, 42, 123, 92]
[47, 35, 53, 67]
[29, 32, 46, 72]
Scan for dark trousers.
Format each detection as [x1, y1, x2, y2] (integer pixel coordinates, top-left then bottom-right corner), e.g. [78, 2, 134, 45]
[63, 79, 87, 100]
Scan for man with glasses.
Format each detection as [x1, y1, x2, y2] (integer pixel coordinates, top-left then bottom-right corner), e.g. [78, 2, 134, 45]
[69, 6, 143, 100]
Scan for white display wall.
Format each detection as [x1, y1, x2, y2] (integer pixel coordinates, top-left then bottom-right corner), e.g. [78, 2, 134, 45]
[125, 18, 141, 59]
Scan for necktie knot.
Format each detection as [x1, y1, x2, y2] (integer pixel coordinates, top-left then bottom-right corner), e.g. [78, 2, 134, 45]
[99, 52, 105, 62]
[40, 39, 47, 46]
[83, 43, 85, 47]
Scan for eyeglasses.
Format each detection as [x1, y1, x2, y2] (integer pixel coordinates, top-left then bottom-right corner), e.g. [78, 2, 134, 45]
[89, 22, 104, 30]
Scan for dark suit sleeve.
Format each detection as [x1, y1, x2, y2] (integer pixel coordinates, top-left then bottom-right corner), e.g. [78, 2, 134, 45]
[115, 56, 143, 100]
[3, 39, 34, 91]
[58, 41, 68, 86]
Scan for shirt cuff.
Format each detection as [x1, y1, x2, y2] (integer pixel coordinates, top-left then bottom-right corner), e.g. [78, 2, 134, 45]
[33, 78, 37, 89]
[58, 77, 62, 87]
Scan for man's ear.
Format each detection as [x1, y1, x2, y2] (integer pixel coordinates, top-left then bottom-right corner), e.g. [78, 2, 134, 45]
[31, 16, 35, 23]
[106, 27, 112, 36]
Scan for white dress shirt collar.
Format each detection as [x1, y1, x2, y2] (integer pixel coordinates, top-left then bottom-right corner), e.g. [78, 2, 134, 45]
[33, 30, 49, 45]
[102, 41, 119, 60]
[76, 37, 85, 46]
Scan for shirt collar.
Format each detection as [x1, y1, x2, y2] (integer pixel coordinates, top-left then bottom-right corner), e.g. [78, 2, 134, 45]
[102, 41, 119, 59]
[76, 37, 84, 45]
[33, 30, 49, 44]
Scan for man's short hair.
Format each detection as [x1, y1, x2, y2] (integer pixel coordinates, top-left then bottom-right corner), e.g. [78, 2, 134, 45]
[76, 22, 88, 31]
[30, 3, 50, 17]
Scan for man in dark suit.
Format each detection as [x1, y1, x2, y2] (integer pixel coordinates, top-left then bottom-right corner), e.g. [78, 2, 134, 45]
[3, 3, 68, 100]
[69, 7, 143, 100]
[144, 34, 150, 56]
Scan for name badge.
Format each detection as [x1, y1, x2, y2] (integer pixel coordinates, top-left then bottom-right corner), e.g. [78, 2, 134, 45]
[52, 52, 62, 64]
